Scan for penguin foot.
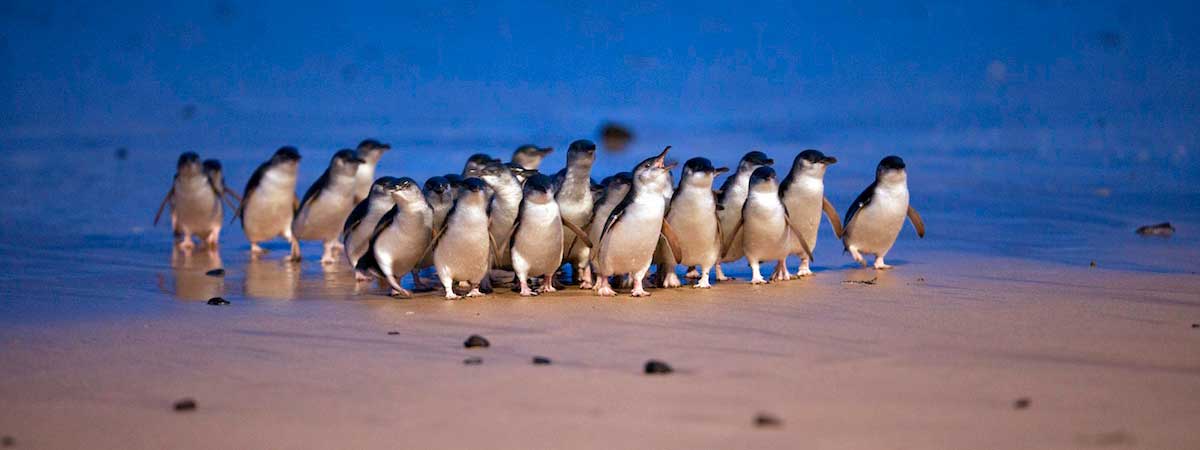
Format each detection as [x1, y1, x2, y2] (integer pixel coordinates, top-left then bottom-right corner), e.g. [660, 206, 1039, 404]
[579, 280, 593, 289]
[684, 267, 700, 279]
[354, 271, 371, 282]
[250, 244, 266, 255]
[177, 239, 195, 253]
[693, 277, 712, 289]
[795, 268, 814, 277]
[445, 292, 462, 300]
[874, 263, 893, 270]
[390, 287, 412, 298]
[519, 286, 538, 297]
[596, 284, 617, 296]
[466, 288, 485, 297]
[630, 287, 651, 297]
[662, 272, 682, 288]
[539, 283, 557, 294]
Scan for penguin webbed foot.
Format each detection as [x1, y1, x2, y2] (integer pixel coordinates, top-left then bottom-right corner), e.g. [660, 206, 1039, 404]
[389, 287, 412, 298]
[466, 287, 486, 298]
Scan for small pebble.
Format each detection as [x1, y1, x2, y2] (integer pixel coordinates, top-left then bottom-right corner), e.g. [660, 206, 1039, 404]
[1135, 222, 1174, 237]
[387, 331, 400, 335]
[644, 360, 673, 374]
[114, 147, 129, 160]
[532, 356, 552, 365]
[754, 413, 783, 428]
[1190, 323, 1198, 329]
[206, 297, 230, 306]
[205, 268, 225, 277]
[463, 334, 490, 348]
[173, 398, 197, 412]
[1014, 397, 1031, 409]
[463, 356, 483, 365]
[1, 435, 13, 447]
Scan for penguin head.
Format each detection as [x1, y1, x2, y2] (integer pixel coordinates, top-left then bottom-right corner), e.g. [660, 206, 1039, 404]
[512, 144, 554, 169]
[876, 155, 908, 184]
[387, 177, 424, 205]
[459, 177, 491, 204]
[739, 151, 774, 173]
[177, 152, 202, 175]
[633, 146, 676, 192]
[355, 139, 391, 163]
[522, 173, 556, 203]
[462, 153, 500, 177]
[682, 157, 729, 187]
[505, 162, 538, 181]
[748, 166, 778, 192]
[566, 139, 597, 165]
[474, 161, 516, 188]
[443, 173, 465, 200]
[331, 149, 367, 175]
[793, 149, 837, 177]
[370, 176, 400, 198]
[201, 159, 223, 185]
[423, 176, 450, 195]
[269, 146, 302, 172]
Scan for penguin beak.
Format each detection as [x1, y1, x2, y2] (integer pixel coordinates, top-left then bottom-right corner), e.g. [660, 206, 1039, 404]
[822, 156, 838, 165]
[538, 147, 554, 156]
[652, 146, 671, 169]
[713, 167, 730, 175]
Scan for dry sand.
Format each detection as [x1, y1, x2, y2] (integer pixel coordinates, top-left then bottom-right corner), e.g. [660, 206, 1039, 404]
[2, 250, 1198, 449]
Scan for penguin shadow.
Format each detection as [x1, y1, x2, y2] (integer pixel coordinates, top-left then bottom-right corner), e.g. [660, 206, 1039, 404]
[165, 247, 224, 301]
[244, 257, 300, 300]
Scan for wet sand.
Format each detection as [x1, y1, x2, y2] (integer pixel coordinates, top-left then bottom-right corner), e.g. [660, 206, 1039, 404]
[2, 250, 1198, 449]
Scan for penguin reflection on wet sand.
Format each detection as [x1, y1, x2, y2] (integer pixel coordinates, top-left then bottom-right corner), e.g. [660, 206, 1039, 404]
[715, 151, 774, 280]
[293, 150, 366, 264]
[662, 157, 728, 288]
[352, 139, 391, 203]
[342, 177, 399, 276]
[592, 146, 682, 297]
[432, 178, 497, 299]
[725, 167, 814, 284]
[511, 144, 554, 171]
[510, 174, 592, 296]
[777, 149, 843, 279]
[842, 155, 925, 270]
[155, 152, 230, 252]
[357, 177, 432, 297]
[238, 147, 302, 260]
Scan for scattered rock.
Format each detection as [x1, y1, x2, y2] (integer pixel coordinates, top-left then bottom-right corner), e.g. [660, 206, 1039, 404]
[387, 331, 400, 335]
[753, 412, 783, 428]
[842, 277, 878, 285]
[1191, 323, 1198, 329]
[173, 398, 197, 412]
[205, 268, 225, 277]
[1136, 222, 1175, 237]
[114, 147, 129, 160]
[532, 356, 552, 365]
[463, 335, 490, 348]
[1, 435, 13, 447]
[599, 122, 634, 151]
[644, 360, 673, 375]
[206, 297, 230, 306]
[463, 356, 483, 365]
[1013, 397, 1031, 409]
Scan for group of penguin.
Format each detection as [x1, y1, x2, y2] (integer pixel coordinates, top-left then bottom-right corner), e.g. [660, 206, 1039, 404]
[157, 139, 925, 298]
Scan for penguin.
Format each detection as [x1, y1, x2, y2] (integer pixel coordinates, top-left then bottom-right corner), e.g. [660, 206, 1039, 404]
[237, 146, 302, 260]
[715, 151, 774, 280]
[154, 152, 225, 252]
[201, 159, 242, 213]
[725, 167, 814, 284]
[430, 178, 498, 299]
[553, 139, 597, 287]
[662, 157, 728, 288]
[293, 149, 366, 264]
[650, 169, 678, 287]
[511, 144, 554, 170]
[341, 176, 400, 273]
[841, 155, 925, 269]
[510, 174, 593, 296]
[506, 162, 539, 184]
[474, 160, 524, 271]
[585, 172, 632, 286]
[357, 177, 432, 297]
[776, 149, 844, 279]
[443, 174, 465, 200]
[592, 146, 682, 297]
[352, 139, 391, 203]
[462, 153, 500, 177]
[413, 175, 455, 289]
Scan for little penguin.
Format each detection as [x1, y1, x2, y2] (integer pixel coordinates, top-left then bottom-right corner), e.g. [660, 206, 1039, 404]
[155, 152, 224, 252]
[715, 151, 774, 280]
[510, 174, 593, 296]
[475, 160, 524, 271]
[462, 153, 500, 177]
[511, 144, 554, 170]
[650, 169, 678, 287]
[553, 139, 597, 287]
[357, 177, 432, 297]
[592, 146, 682, 297]
[293, 149, 366, 264]
[352, 139, 391, 203]
[776, 149, 844, 279]
[442, 174, 465, 200]
[431, 178, 498, 299]
[585, 172, 632, 286]
[663, 157, 728, 288]
[238, 147, 302, 260]
[342, 176, 400, 273]
[725, 167, 814, 284]
[842, 155, 925, 269]
[202, 159, 242, 213]
[414, 175, 455, 288]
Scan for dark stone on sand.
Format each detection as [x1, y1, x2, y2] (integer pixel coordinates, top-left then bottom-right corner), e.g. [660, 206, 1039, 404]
[644, 360, 673, 374]
[205, 268, 225, 277]
[754, 412, 783, 428]
[1014, 397, 1031, 409]
[532, 356, 552, 365]
[173, 398, 197, 412]
[1191, 323, 1198, 329]
[206, 297, 230, 306]
[463, 334, 490, 348]
[1, 435, 13, 447]
[463, 356, 483, 365]
[1136, 222, 1175, 237]
[114, 147, 128, 160]
[387, 331, 400, 335]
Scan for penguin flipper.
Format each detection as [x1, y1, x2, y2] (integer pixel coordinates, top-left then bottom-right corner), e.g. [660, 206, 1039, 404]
[561, 218, 593, 249]
[341, 199, 373, 243]
[784, 212, 816, 262]
[219, 191, 239, 213]
[297, 170, 330, 214]
[659, 219, 683, 264]
[238, 161, 270, 224]
[907, 206, 925, 238]
[223, 184, 243, 203]
[822, 196, 845, 238]
[721, 218, 743, 260]
[842, 181, 876, 240]
[154, 187, 174, 226]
